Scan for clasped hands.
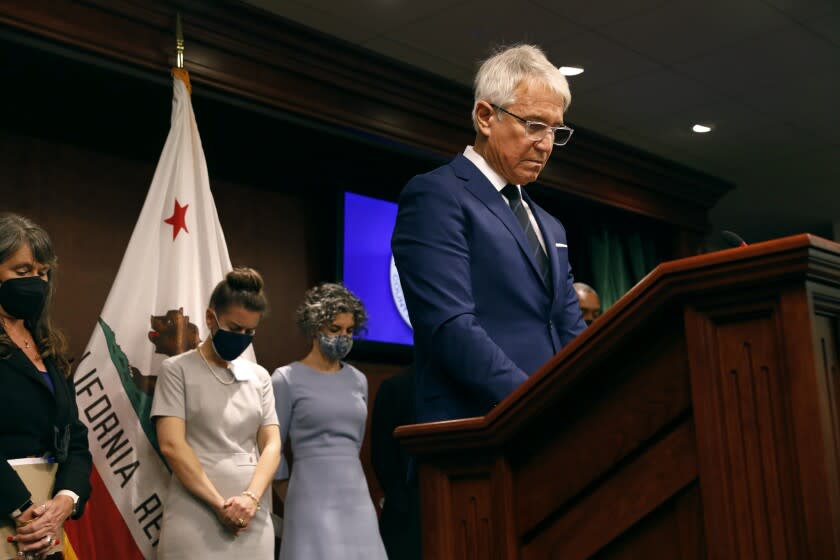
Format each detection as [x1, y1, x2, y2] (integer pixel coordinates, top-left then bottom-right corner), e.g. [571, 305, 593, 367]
[11, 495, 73, 558]
[214, 494, 259, 536]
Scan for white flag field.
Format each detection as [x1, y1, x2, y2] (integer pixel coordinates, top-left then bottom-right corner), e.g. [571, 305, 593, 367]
[68, 70, 248, 559]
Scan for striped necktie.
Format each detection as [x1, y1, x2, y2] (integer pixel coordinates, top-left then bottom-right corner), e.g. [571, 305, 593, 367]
[501, 184, 550, 285]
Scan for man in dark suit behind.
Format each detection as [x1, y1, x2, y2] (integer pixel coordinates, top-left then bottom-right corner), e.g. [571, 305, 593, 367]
[370, 368, 421, 560]
[392, 44, 586, 423]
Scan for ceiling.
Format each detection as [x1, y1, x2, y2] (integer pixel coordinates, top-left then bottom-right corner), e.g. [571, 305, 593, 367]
[240, 0, 840, 243]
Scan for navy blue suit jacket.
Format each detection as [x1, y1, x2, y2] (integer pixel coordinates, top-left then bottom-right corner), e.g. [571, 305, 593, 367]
[392, 153, 586, 423]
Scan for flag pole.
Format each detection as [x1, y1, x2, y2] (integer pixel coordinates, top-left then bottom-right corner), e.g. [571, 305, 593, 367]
[175, 12, 184, 69]
[173, 12, 191, 94]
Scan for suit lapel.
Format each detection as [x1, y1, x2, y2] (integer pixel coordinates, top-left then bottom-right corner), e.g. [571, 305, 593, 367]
[453, 155, 546, 285]
[3, 348, 56, 399]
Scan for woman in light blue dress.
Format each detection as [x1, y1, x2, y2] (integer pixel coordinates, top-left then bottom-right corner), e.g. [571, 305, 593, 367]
[272, 283, 387, 559]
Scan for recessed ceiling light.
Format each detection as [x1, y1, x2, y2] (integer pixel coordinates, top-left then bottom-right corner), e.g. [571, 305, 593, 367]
[559, 66, 584, 76]
[692, 124, 712, 133]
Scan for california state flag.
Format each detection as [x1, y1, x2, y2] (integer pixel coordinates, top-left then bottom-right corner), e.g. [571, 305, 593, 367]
[64, 69, 246, 559]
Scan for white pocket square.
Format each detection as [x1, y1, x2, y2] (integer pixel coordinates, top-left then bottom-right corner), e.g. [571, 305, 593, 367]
[555, 243, 568, 248]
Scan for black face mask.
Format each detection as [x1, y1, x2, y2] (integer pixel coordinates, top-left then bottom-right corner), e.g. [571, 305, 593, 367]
[210, 312, 253, 362]
[0, 276, 49, 322]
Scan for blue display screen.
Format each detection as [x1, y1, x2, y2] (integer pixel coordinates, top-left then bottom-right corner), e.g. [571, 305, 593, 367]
[342, 192, 413, 346]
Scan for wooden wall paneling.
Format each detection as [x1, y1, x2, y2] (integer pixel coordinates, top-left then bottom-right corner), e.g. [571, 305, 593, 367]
[0, 0, 469, 154]
[675, 228, 708, 257]
[0, 128, 312, 372]
[0, 0, 733, 235]
[540, 156, 710, 232]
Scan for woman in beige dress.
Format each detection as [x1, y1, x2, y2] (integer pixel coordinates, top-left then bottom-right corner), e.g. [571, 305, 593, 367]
[152, 268, 280, 559]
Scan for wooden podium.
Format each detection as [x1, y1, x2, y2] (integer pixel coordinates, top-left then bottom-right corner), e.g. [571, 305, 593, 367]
[396, 234, 840, 559]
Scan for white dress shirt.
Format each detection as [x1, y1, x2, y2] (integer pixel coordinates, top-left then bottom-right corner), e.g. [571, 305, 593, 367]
[463, 145, 547, 252]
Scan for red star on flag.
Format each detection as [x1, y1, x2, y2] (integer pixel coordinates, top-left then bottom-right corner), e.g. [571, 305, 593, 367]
[164, 199, 189, 240]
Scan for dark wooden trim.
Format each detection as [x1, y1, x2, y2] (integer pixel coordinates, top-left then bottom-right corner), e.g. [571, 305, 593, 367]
[0, 0, 732, 232]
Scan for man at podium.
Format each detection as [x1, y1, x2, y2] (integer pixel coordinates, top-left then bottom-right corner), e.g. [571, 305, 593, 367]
[392, 44, 586, 423]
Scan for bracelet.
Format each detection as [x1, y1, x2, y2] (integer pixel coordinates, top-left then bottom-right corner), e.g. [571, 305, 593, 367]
[242, 490, 261, 510]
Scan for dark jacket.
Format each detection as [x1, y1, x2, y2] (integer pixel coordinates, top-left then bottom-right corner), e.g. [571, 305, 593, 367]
[0, 348, 92, 519]
[371, 369, 421, 560]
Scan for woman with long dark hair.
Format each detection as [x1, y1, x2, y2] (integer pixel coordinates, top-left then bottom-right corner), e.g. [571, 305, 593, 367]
[0, 212, 92, 558]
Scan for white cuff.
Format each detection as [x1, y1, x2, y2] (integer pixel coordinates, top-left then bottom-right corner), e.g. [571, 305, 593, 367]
[55, 490, 80, 504]
[55, 490, 80, 515]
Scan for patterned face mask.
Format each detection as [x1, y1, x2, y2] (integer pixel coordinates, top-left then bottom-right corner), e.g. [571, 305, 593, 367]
[318, 334, 353, 361]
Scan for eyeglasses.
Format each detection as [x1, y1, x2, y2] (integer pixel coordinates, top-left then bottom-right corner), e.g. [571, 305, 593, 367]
[491, 104, 574, 146]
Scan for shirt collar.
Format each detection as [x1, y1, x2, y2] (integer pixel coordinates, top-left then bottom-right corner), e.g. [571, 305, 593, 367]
[463, 145, 520, 195]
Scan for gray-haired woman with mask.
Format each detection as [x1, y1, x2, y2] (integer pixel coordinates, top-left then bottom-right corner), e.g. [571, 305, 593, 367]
[271, 283, 387, 560]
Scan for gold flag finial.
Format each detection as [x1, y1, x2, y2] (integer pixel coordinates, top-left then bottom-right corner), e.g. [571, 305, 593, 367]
[172, 12, 191, 94]
[175, 12, 184, 69]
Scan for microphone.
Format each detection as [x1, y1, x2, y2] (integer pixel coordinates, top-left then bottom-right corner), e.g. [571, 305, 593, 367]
[721, 230, 748, 248]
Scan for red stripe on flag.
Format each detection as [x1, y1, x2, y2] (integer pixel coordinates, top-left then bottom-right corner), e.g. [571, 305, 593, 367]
[64, 466, 146, 560]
